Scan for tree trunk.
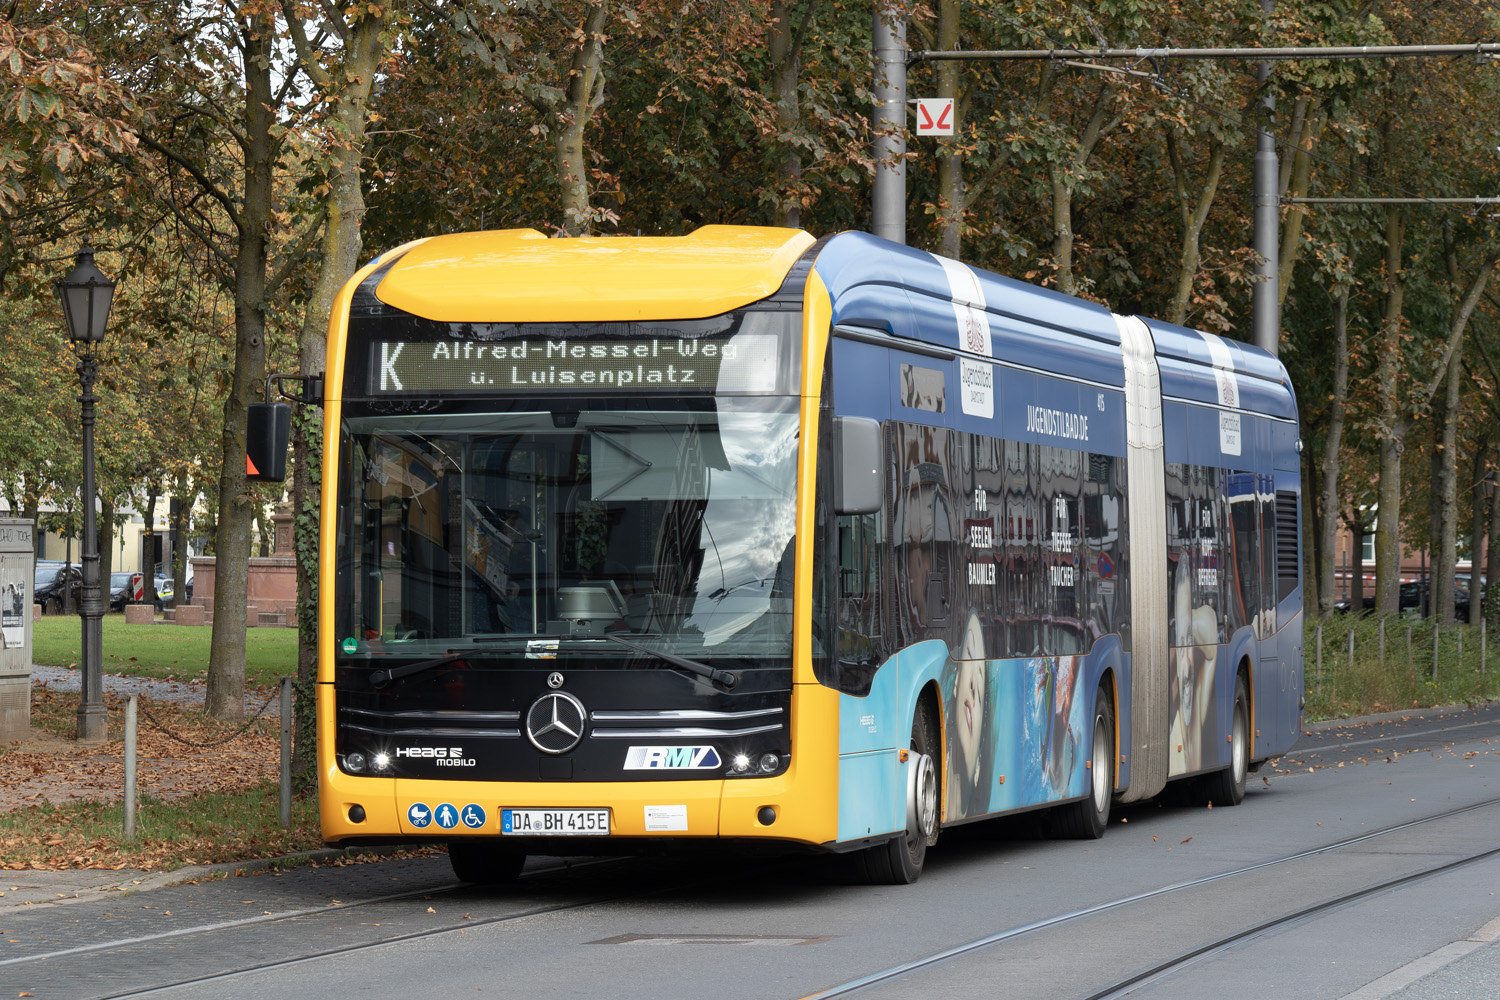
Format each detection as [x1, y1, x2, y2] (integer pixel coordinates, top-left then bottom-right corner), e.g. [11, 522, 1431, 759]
[98, 496, 114, 592]
[555, 5, 608, 236]
[1470, 441, 1487, 625]
[1351, 515, 1366, 608]
[172, 474, 191, 598]
[934, 0, 961, 258]
[1487, 440, 1500, 634]
[1317, 285, 1349, 615]
[141, 489, 158, 607]
[1164, 128, 1224, 326]
[1373, 206, 1407, 614]
[206, 11, 276, 721]
[768, 1, 812, 230]
[282, 0, 391, 785]
[1302, 437, 1319, 614]
[1278, 100, 1325, 306]
[1048, 80, 1113, 297]
[1434, 346, 1460, 623]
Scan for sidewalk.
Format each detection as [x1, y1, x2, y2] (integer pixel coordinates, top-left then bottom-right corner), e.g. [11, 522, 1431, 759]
[29, 663, 282, 719]
[0, 846, 410, 910]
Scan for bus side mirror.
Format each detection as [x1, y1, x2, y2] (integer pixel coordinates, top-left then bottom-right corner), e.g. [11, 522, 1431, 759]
[246, 402, 291, 482]
[834, 416, 882, 514]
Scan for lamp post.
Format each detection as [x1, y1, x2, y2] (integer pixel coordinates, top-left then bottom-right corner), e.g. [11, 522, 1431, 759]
[55, 245, 115, 743]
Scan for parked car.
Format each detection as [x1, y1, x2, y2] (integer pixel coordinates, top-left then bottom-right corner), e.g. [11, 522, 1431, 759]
[109, 571, 142, 612]
[1335, 580, 1471, 618]
[34, 563, 82, 614]
[154, 576, 194, 610]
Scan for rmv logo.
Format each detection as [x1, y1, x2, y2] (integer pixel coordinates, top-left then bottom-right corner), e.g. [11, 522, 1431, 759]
[623, 746, 723, 770]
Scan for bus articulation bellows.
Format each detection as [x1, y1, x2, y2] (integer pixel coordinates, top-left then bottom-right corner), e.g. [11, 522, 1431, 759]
[249, 226, 1302, 885]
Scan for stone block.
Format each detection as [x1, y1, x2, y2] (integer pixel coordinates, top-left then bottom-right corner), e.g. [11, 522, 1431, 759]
[244, 605, 259, 627]
[32, 604, 40, 622]
[124, 604, 155, 626]
[175, 604, 206, 627]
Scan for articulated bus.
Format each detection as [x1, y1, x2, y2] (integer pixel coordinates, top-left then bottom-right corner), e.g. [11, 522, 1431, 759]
[279, 226, 1302, 884]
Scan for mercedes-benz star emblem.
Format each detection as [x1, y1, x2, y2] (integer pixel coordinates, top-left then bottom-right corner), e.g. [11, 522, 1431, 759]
[526, 691, 586, 754]
[546, 671, 565, 689]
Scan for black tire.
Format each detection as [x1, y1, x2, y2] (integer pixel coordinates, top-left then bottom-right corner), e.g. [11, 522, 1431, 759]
[1052, 686, 1114, 839]
[1199, 674, 1249, 806]
[447, 841, 525, 884]
[854, 700, 939, 885]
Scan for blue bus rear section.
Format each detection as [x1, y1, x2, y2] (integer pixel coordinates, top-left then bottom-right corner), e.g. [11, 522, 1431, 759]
[809, 232, 1300, 839]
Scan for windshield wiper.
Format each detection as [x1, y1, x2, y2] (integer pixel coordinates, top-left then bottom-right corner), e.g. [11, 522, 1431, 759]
[368, 651, 467, 688]
[602, 633, 739, 691]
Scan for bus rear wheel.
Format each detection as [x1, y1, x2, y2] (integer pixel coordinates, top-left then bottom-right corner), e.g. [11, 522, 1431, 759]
[854, 701, 938, 885]
[447, 841, 525, 884]
[1198, 674, 1249, 806]
[1052, 686, 1114, 839]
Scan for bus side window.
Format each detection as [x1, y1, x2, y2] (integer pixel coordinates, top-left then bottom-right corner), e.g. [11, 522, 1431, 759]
[838, 512, 884, 686]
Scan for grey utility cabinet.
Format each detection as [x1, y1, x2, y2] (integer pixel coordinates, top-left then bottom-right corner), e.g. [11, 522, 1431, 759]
[0, 519, 35, 742]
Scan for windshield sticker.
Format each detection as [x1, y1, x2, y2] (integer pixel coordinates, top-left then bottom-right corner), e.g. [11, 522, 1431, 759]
[624, 746, 724, 770]
[644, 804, 690, 831]
[527, 639, 559, 660]
[341, 637, 357, 654]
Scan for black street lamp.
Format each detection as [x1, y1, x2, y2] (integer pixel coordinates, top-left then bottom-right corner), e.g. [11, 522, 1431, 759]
[55, 245, 115, 743]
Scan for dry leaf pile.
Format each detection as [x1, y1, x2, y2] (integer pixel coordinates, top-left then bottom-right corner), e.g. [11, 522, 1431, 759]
[0, 686, 322, 871]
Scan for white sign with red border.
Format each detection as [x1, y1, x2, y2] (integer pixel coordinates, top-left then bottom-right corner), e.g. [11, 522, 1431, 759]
[916, 98, 954, 136]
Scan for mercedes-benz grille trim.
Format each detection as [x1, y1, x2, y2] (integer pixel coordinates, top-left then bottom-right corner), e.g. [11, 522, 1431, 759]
[590, 724, 783, 739]
[588, 707, 783, 722]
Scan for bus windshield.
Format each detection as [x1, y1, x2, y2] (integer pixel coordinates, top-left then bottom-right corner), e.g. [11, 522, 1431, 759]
[336, 397, 800, 663]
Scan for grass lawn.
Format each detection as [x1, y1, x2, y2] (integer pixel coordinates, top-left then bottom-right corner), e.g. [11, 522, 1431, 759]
[1302, 613, 1500, 721]
[31, 614, 298, 689]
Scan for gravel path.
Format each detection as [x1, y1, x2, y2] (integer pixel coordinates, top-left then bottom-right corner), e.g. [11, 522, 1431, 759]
[29, 663, 282, 718]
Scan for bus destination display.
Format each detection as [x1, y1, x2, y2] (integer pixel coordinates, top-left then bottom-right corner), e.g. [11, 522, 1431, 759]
[370, 333, 780, 395]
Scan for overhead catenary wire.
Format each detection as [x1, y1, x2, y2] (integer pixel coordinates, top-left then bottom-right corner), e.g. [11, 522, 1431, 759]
[910, 42, 1500, 63]
[923, 2, 1500, 217]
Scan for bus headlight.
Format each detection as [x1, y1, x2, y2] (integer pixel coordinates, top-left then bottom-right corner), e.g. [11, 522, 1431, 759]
[731, 753, 752, 773]
[345, 752, 367, 774]
[758, 753, 780, 774]
[372, 752, 391, 772]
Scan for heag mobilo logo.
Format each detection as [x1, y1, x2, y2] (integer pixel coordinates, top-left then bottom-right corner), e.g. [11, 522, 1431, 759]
[624, 746, 723, 770]
[395, 746, 475, 767]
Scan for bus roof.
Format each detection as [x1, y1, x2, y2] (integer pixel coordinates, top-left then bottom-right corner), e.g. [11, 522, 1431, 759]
[373, 227, 816, 322]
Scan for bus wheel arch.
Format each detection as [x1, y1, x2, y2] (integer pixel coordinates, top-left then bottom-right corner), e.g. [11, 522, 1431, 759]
[915, 683, 941, 848]
[1198, 665, 1250, 806]
[1051, 678, 1116, 839]
[854, 692, 939, 885]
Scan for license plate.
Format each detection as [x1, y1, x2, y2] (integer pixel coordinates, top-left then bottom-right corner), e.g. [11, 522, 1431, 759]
[501, 808, 610, 836]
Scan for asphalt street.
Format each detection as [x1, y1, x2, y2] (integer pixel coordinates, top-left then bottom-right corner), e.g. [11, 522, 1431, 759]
[4, 702, 1499, 1000]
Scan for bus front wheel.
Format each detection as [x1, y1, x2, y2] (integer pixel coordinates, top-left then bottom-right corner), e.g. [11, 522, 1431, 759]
[855, 701, 938, 885]
[447, 841, 525, 884]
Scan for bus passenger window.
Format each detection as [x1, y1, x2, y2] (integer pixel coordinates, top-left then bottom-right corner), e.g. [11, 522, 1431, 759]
[838, 513, 884, 681]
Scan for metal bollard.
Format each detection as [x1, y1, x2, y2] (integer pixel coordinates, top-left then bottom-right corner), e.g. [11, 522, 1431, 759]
[1379, 618, 1386, 664]
[1348, 629, 1355, 671]
[280, 677, 292, 828]
[124, 695, 138, 841]
[1432, 624, 1440, 680]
